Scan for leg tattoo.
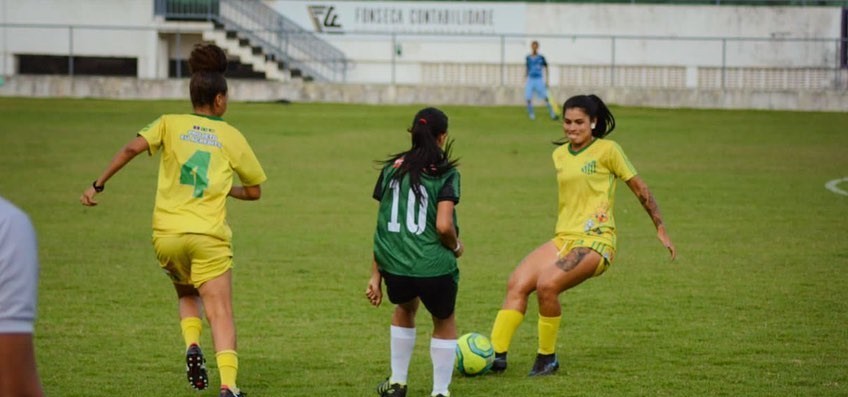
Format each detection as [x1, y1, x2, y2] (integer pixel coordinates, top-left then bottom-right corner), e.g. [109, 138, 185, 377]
[555, 247, 591, 272]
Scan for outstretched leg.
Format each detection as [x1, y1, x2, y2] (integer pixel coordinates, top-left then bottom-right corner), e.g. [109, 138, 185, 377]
[490, 241, 559, 372]
[530, 247, 602, 376]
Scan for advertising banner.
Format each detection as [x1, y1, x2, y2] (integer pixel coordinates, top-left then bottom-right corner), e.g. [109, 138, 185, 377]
[269, 1, 527, 35]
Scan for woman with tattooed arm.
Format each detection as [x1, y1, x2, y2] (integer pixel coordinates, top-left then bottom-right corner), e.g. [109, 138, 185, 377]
[488, 94, 676, 376]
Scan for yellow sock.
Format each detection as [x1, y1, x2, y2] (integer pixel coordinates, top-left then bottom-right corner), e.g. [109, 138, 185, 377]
[537, 315, 562, 355]
[490, 309, 524, 353]
[180, 317, 202, 349]
[216, 350, 239, 389]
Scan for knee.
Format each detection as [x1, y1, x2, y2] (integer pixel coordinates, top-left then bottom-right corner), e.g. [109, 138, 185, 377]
[536, 280, 561, 302]
[506, 273, 532, 296]
[202, 300, 232, 321]
[394, 304, 417, 322]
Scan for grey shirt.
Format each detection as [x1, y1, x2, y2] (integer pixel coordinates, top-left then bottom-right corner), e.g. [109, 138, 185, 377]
[0, 197, 39, 334]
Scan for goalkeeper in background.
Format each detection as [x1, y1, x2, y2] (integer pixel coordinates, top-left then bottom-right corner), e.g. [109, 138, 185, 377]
[525, 40, 558, 121]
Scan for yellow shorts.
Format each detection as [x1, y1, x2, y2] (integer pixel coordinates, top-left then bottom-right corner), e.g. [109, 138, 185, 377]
[152, 233, 233, 288]
[551, 235, 615, 277]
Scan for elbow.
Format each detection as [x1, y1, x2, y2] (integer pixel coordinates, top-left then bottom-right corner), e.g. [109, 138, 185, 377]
[435, 220, 454, 238]
[243, 185, 262, 200]
[246, 191, 261, 201]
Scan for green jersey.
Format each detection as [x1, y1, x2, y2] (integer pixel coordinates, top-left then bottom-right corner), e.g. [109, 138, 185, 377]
[372, 157, 460, 278]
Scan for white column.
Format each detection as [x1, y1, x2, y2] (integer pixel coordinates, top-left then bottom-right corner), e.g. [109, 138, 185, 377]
[685, 65, 698, 89]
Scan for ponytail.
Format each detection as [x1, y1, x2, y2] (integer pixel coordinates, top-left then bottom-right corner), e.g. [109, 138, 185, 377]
[585, 94, 615, 138]
[381, 107, 458, 202]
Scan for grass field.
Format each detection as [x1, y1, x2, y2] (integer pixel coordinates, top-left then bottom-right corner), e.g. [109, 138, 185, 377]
[1, 97, 846, 397]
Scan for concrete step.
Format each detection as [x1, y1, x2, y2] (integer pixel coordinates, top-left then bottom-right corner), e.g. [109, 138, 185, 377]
[202, 29, 289, 82]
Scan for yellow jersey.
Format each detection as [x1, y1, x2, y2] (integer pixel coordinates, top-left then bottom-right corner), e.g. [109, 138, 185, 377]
[139, 114, 267, 241]
[552, 138, 637, 248]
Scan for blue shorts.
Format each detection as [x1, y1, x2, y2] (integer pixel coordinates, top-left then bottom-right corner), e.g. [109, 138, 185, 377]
[525, 77, 548, 101]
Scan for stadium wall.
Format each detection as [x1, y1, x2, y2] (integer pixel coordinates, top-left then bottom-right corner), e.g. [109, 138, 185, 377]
[272, 1, 843, 85]
[1, 0, 846, 111]
[2, 75, 846, 112]
[0, 0, 165, 78]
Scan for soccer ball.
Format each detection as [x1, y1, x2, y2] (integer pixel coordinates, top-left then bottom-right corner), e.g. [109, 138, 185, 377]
[455, 332, 495, 376]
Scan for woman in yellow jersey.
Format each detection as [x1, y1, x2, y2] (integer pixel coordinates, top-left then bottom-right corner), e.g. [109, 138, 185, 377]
[80, 44, 265, 397]
[489, 94, 676, 376]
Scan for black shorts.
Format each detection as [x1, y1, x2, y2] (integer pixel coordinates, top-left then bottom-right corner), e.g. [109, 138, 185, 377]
[380, 271, 458, 320]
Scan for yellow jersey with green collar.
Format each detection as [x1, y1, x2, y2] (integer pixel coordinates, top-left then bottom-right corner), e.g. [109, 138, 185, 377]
[138, 114, 266, 241]
[552, 138, 637, 247]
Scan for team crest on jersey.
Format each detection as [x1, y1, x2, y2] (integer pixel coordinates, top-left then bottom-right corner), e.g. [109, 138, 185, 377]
[581, 160, 597, 175]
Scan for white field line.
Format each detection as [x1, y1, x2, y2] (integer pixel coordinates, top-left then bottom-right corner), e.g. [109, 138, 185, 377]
[824, 177, 848, 196]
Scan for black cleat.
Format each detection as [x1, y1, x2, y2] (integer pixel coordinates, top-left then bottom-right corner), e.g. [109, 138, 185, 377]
[185, 344, 209, 390]
[490, 352, 508, 373]
[528, 353, 560, 376]
[376, 377, 407, 397]
[219, 386, 245, 397]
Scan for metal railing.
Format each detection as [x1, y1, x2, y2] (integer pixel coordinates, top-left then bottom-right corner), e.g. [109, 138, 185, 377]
[312, 31, 848, 90]
[154, 0, 220, 20]
[0, 22, 845, 91]
[154, 0, 348, 82]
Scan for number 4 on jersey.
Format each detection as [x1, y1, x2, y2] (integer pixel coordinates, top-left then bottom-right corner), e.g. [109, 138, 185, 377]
[180, 150, 210, 198]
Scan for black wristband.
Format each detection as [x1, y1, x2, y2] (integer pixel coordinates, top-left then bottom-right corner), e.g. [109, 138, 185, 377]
[92, 180, 105, 193]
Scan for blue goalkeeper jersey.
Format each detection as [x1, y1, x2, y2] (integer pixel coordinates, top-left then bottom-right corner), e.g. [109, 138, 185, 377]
[526, 54, 547, 79]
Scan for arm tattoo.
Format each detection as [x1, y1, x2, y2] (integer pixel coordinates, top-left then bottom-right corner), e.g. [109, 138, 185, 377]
[555, 247, 591, 272]
[636, 187, 664, 228]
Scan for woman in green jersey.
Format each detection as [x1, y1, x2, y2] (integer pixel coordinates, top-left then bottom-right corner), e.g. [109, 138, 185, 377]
[489, 94, 676, 376]
[366, 107, 462, 397]
[80, 44, 265, 397]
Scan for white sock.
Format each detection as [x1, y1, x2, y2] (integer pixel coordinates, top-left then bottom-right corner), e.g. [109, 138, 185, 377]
[430, 337, 457, 396]
[390, 325, 416, 384]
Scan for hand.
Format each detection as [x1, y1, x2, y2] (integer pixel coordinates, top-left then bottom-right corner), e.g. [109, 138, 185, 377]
[657, 226, 676, 261]
[453, 240, 464, 259]
[80, 186, 99, 206]
[365, 274, 382, 307]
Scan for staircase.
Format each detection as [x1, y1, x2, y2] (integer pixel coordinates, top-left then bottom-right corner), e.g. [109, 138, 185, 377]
[154, 0, 348, 82]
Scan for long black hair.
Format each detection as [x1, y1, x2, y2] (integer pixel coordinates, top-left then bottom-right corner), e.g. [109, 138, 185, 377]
[556, 94, 616, 145]
[188, 44, 228, 108]
[382, 107, 459, 201]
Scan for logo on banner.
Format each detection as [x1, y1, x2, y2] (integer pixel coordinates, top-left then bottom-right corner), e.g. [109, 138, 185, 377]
[307, 5, 343, 33]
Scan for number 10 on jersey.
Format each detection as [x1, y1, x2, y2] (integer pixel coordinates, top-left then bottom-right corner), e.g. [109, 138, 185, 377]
[387, 180, 428, 235]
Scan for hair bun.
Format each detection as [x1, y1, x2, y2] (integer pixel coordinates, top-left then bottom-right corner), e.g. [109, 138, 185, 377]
[188, 44, 227, 74]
